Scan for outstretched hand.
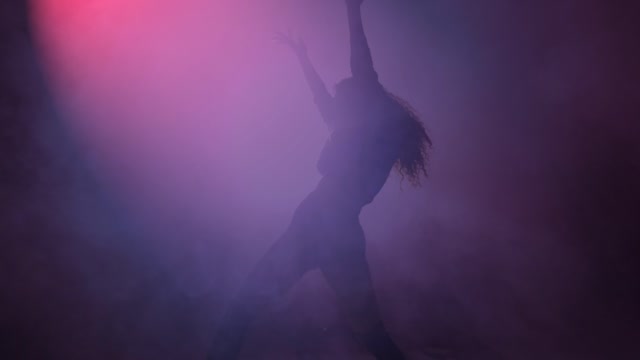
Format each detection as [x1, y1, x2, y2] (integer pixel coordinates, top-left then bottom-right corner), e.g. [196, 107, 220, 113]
[345, 0, 365, 8]
[273, 30, 307, 57]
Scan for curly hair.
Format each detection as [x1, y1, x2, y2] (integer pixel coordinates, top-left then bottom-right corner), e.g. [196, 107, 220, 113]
[333, 78, 432, 186]
[386, 91, 432, 186]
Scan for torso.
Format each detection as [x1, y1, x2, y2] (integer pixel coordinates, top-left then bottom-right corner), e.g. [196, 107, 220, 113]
[315, 96, 405, 209]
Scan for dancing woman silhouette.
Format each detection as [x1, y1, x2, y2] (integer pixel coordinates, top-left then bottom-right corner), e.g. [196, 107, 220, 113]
[209, 0, 431, 358]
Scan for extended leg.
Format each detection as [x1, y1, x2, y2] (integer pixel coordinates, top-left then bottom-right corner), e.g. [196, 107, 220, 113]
[208, 230, 314, 359]
[320, 224, 405, 359]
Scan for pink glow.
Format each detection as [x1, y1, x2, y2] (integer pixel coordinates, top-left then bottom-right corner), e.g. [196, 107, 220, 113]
[30, 1, 344, 233]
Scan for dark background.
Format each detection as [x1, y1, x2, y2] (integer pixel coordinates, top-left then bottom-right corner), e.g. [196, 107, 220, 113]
[2, 0, 639, 359]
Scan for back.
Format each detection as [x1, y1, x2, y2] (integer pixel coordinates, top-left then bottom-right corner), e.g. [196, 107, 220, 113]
[316, 88, 407, 205]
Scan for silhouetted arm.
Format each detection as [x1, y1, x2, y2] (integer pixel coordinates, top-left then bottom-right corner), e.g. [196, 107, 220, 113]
[346, 0, 378, 82]
[296, 52, 335, 122]
[274, 32, 335, 124]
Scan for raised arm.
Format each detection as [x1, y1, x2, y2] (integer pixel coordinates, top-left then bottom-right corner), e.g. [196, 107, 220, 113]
[274, 32, 334, 125]
[345, 0, 378, 82]
[297, 50, 333, 121]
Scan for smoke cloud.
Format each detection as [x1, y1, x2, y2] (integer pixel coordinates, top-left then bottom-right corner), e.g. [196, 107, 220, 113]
[1, 0, 638, 358]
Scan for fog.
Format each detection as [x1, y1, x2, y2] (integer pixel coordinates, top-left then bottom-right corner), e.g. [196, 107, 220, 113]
[2, 0, 638, 358]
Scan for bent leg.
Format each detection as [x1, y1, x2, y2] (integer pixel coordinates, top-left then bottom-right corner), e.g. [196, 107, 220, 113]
[320, 225, 405, 359]
[208, 230, 314, 359]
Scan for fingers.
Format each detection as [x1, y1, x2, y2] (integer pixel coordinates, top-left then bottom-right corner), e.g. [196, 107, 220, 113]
[272, 32, 286, 43]
[272, 29, 291, 41]
[345, 0, 364, 7]
[271, 29, 304, 50]
[272, 32, 292, 46]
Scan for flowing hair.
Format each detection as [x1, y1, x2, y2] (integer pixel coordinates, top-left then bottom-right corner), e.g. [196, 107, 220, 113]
[334, 78, 432, 186]
[386, 91, 432, 186]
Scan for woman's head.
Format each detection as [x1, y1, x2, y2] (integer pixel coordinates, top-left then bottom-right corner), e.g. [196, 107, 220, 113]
[334, 77, 432, 186]
[387, 91, 432, 186]
[333, 77, 380, 115]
